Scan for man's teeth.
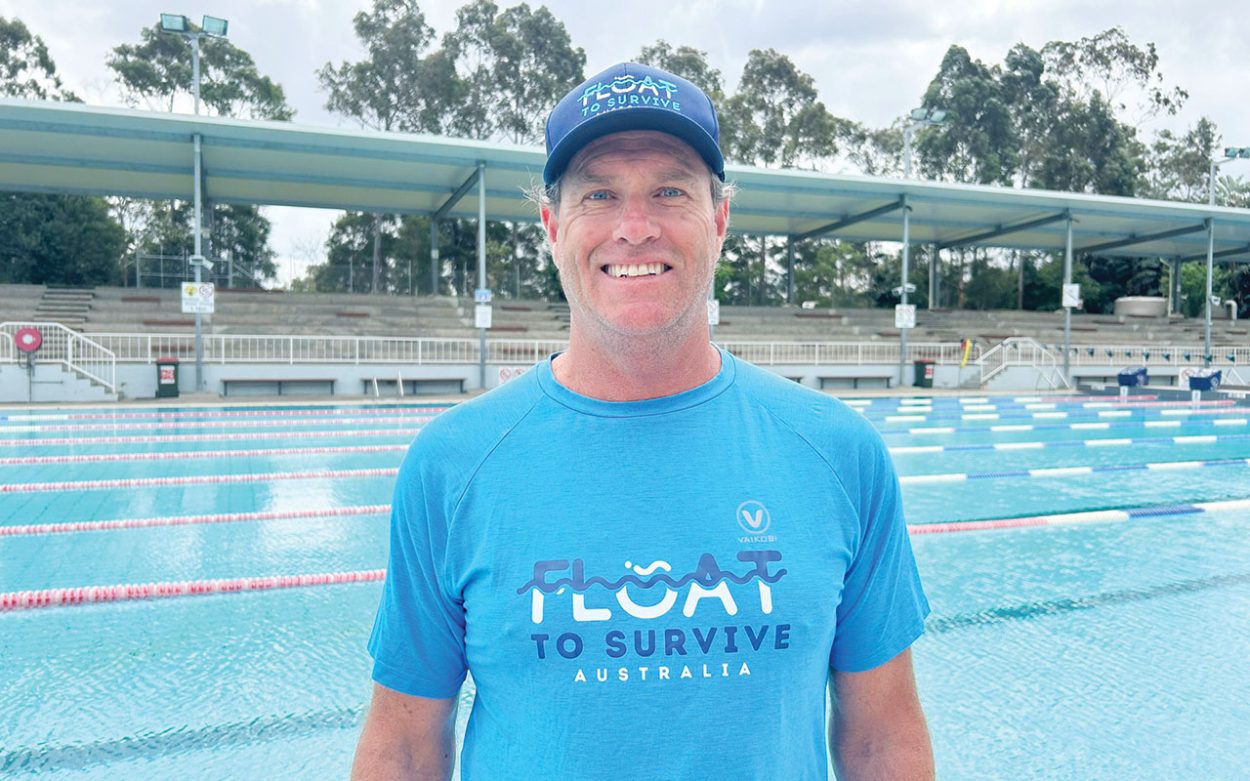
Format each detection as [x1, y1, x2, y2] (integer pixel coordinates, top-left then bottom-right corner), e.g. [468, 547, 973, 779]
[606, 262, 666, 278]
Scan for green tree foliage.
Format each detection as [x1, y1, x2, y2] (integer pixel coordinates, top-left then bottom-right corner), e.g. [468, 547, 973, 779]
[108, 25, 292, 120]
[444, 0, 584, 144]
[917, 46, 1018, 184]
[0, 17, 126, 286]
[319, 0, 459, 134]
[0, 16, 76, 100]
[637, 41, 724, 103]
[0, 193, 125, 285]
[721, 48, 841, 169]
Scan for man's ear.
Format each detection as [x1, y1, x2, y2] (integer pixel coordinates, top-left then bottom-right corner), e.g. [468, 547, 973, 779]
[540, 204, 559, 246]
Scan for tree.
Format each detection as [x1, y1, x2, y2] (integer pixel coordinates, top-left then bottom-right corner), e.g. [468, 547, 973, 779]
[721, 48, 840, 169]
[1141, 118, 1219, 203]
[917, 46, 1018, 185]
[637, 40, 724, 103]
[445, 0, 584, 145]
[108, 25, 292, 120]
[1, 16, 77, 101]
[0, 193, 125, 285]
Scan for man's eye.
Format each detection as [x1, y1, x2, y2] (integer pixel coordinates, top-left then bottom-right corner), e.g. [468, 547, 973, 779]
[657, 187, 684, 197]
[585, 190, 612, 201]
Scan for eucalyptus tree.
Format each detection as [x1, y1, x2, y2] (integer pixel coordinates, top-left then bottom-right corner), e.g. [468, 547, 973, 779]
[0, 16, 76, 100]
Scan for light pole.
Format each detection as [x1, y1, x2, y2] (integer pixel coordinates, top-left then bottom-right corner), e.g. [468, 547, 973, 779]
[898, 107, 945, 385]
[1204, 145, 1250, 365]
[159, 13, 228, 392]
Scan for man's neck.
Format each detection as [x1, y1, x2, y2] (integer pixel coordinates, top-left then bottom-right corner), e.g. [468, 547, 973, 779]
[553, 328, 721, 402]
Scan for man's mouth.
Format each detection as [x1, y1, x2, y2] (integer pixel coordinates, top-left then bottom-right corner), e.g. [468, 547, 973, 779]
[602, 262, 671, 278]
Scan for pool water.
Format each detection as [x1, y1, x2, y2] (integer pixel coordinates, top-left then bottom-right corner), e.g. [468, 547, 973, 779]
[1, 394, 1248, 779]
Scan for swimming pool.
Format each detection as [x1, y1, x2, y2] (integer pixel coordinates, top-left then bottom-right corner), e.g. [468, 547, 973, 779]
[1, 393, 1248, 779]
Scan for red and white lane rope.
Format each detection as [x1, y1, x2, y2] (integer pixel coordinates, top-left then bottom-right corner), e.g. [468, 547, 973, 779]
[0, 467, 399, 494]
[3, 406, 450, 424]
[0, 569, 386, 611]
[0, 504, 390, 537]
[0, 427, 421, 448]
[0, 414, 435, 435]
[0, 443, 407, 466]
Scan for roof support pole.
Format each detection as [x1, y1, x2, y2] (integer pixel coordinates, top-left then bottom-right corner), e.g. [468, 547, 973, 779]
[430, 220, 439, 296]
[927, 243, 937, 309]
[1204, 217, 1215, 366]
[1170, 258, 1181, 316]
[1063, 216, 1074, 384]
[786, 237, 795, 305]
[898, 195, 912, 387]
[193, 132, 204, 392]
[477, 162, 487, 390]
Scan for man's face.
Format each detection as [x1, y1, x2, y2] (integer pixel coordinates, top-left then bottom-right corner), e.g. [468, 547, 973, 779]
[541, 130, 729, 346]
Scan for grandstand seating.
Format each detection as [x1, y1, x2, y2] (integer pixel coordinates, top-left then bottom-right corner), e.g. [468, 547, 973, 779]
[1, 284, 1245, 348]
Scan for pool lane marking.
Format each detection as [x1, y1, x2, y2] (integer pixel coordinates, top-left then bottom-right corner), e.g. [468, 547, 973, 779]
[898, 457, 1250, 485]
[0, 467, 400, 494]
[0, 405, 451, 424]
[888, 417, 1248, 436]
[0, 427, 423, 448]
[0, 443, 409, 466]
[888, 430, 1250, 455]
[0, 504, 390, 537]
[0, 414, 436, 435]
[0, 569, 387, 611]
[908, 496, 1250, 535]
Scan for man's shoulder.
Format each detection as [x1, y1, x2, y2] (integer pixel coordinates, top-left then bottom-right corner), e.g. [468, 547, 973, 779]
[731, 355, 869, 431]
[405, 368, 547, 469]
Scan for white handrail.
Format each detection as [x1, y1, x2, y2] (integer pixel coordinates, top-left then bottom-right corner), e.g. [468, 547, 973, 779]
[0, 322, 116, 392]
[0, 332, 14, 364]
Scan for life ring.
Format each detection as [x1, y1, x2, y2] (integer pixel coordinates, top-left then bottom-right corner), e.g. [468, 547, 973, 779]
[14, 327, 42, 354]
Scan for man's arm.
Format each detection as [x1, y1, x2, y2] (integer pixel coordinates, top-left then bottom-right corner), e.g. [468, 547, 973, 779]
[828, 648, 934, 781]
[351, 683, 458, 781]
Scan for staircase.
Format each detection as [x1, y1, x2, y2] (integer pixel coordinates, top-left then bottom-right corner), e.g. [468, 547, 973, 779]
[35, 286, 94, 329]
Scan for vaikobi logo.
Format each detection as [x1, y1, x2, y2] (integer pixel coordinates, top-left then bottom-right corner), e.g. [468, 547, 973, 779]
[736, 500, 776, 543]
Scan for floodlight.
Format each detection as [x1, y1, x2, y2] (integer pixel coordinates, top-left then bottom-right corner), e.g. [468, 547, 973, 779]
[909, 108, 929, 121]
[930, 110, 947, 122]
[201, 15, 228, 37]
[159, 13, 191, 33]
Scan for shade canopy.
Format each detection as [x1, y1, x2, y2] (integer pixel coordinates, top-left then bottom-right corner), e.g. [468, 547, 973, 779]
[3, 98, 1250, 264]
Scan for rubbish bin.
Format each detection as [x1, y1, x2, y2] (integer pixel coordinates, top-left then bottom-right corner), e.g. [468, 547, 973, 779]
[1117, 366, 1147, 387]
[1188, 369, 1221, 392]
[156, 357, 180, 398]
[914, 359, 935, 388]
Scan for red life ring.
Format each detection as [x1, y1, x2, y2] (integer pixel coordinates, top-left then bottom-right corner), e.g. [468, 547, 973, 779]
[14, 327, 42, 354]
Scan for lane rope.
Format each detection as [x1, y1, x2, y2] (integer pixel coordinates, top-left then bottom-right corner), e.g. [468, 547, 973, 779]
[0, 569, 386, 611]
[0, 504, 390, 537]
[0, 427, 422, 448]
[0, 414, 435, 435]
[0, 405, 450, 424]
[889, 430, 1250, 455]
[899, 456, 1250, 485]
[908, 497, 1250, 535]
[0, 467, 399, 494]
[0, 443, 407, 466]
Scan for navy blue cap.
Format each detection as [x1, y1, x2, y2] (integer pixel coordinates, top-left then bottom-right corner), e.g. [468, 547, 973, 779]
[543, 62, 724, 186]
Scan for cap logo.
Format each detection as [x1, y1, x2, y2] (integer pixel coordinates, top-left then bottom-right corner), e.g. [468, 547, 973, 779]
[578, 74, 681, 118]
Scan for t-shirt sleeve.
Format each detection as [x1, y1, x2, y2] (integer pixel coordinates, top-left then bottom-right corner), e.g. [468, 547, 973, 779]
[367, 444, 468, 698]
[829, 428, 930, 673]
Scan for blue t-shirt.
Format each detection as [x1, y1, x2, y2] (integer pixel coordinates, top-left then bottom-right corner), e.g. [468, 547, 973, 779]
[369, 350, 929, 780]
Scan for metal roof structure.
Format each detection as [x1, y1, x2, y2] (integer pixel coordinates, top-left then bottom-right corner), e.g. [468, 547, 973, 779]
[3, 98, 1250, 266]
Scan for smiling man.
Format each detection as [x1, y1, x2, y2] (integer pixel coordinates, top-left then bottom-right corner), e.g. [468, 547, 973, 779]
[353, 63, 934, 781]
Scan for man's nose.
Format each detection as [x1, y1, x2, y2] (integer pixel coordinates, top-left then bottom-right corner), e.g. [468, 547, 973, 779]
[613, 195, 660, 245]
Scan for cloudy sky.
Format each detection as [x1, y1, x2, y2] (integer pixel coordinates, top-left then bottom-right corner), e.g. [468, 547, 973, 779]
[3, 0, 1247, 285]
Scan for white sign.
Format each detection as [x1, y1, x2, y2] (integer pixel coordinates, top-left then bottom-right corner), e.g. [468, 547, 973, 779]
[474, 288, 493, 304]
[181, 282, 215, 314]
[706, 299, 720, 326]
[475, 304, 493, 329]
[1062, 283, 1082, 309]
[894, 304, 916, 329]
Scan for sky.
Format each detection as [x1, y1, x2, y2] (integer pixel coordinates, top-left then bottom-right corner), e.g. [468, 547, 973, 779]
[3, 0, 1249, 286]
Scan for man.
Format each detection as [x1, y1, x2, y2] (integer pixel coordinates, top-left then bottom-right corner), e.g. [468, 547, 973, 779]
[353, 62, 933, 780]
